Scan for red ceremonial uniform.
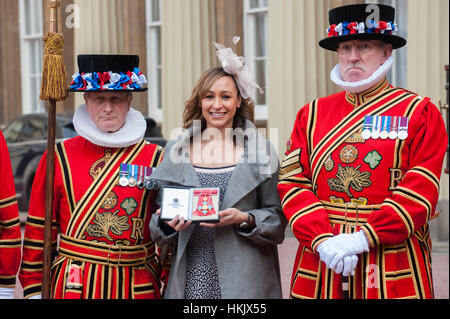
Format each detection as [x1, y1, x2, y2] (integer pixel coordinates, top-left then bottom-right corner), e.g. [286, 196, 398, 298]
[278, 79, 447, 299]
[19, 136, 164, 299]
[0, 130, 22, 288]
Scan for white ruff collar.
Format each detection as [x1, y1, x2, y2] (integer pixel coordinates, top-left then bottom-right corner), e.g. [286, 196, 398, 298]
[331, 55, 394, 93]
[73, 104, 146, 148]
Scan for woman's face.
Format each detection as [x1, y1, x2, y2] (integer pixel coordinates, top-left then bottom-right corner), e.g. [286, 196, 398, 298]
[201, 76, 242, 131]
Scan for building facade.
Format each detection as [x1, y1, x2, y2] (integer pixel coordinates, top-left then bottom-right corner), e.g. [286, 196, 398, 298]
[0, 0, 448, 239]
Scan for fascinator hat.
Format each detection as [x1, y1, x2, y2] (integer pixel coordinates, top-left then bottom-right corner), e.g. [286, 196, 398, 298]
[213, 36, 264, 100]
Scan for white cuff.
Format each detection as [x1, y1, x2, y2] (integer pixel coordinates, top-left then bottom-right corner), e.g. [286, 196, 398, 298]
[0, 287, 15, 299]
[355, 230, 370, 252]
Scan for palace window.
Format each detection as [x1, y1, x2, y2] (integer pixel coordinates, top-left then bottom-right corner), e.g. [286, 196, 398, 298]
[244, 0, 268, 121]
[146, 0, 163, 123]
[19, 0, 44, 114]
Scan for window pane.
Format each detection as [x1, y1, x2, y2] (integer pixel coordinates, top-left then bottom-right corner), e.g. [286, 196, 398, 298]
[151, 0, 160, 22]
[33, 0, 42, 34]
[146, 0, 163, 121]
[252, 12, 266, 57]
[30, 77, 39, 112]
[24, 0, 32, 35]
[156, 67, 162, 109]
[254, 60, 266, 105]
[20, 0, 44, 114]
[32, 40, 42, 74]
[245, 0, 268, 108]
[249, 0, 267, 9]
[151, 28, 161, 65]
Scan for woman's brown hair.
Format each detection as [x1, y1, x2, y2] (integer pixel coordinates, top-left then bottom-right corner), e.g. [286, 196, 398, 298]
[183, 66, 255, 130]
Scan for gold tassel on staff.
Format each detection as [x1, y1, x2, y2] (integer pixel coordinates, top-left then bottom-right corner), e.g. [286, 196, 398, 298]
[39, 0, 68, 299]
[39, 32, 68, 101]
[39, 0, 68, 101]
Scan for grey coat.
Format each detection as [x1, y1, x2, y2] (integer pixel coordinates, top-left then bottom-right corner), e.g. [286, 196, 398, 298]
[150, 120, 287, 299]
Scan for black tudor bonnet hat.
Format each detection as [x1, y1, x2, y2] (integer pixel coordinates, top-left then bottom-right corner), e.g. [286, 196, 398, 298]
[318, 4, 406, 51]
[69, 54, 148, 92]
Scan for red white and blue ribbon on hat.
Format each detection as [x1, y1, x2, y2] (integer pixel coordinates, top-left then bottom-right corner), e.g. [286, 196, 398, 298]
[70, 67, 147, 91]
[327, 20, 397, 38]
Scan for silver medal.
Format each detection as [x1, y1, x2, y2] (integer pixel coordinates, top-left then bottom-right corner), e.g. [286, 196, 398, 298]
[361, 116, 373, 140]
[389, 116, 398, 140]
[128, 164, 138, 187]
[398, 130, 408, 140]
[371, 116, 381, 139]
[361, 129, 372, 140]
[119, 176, 129, 187]
[388, 130, 398, 140]
[119, 164, 129, 187]
[380, 116, 389, 139]
[397, 117, 409, 141]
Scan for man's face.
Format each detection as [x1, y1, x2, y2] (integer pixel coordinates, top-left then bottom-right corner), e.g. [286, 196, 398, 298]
[84, 92, 132, 133]
[337, 40, 393, 83]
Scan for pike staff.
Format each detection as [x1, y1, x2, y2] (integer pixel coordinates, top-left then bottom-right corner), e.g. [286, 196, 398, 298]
[39, 0, 68, 299]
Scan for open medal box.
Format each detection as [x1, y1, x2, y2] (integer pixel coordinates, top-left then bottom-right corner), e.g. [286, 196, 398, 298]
[160, 186, 220, 223]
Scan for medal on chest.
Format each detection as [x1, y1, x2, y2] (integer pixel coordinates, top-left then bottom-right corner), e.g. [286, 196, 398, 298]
[361, 116, 373, 140]
[144, 167, 159, 190]
[119, 164, 129, 187]
[371, 115, 381, 139]
[137, 165, 145, 188]
[361, 115, 409, 141]
[127, 164, 138, 187]
[118, 164, 159, 190]
[389, 116, 398, 139]
[380, 116, 390, 139]
[397, 116, 409, 140]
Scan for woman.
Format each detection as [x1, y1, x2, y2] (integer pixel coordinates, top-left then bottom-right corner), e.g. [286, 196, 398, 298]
[150, 40, 286, 299]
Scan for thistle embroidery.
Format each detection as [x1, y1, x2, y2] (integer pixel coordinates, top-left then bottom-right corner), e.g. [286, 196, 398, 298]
[86, 210, 130, 241]
[327, 164, 372, 198]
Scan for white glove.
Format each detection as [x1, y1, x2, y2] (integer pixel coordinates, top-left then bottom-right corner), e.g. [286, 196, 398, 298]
[329, 230, 369, 270]
[0, 287, 15, 299]
[28, 294, 42, 299]
[316, 237, 341, 268]
[334, 255, 359, 276]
